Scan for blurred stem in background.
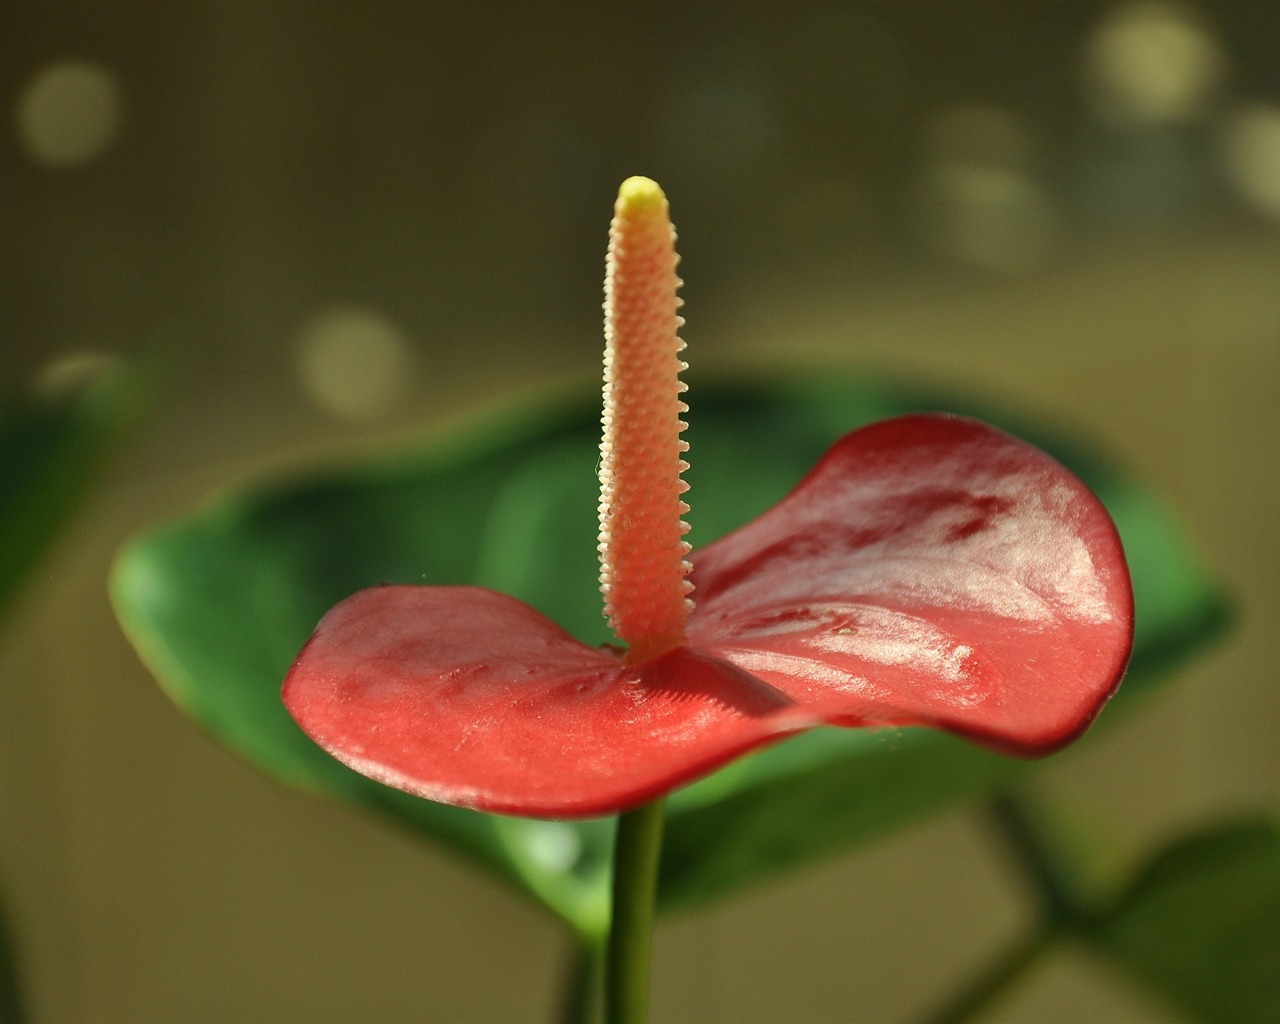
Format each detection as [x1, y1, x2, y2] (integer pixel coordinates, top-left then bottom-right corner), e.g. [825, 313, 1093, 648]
[924, 927, 1055, 1024]
[0, 886, 22, 1024]
[924, 794, 1085, 1024]
[558, 935, 603, 1024]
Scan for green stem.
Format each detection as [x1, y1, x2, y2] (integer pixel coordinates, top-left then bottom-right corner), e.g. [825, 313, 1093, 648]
[923, 793, 1092, 1023]
[605, 799, 666, 1024]
[0, 892, 23, 1024]
[556, 935, 602, 1024]
[987, 795, 1080, 928]
[920, 928, 1055, 1024]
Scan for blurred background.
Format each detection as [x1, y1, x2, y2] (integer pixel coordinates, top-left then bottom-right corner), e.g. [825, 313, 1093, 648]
[1, 1, 1276, 1020]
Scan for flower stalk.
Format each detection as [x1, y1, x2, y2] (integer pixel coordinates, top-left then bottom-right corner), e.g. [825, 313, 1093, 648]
[606, 799, 667, 1024]
[599, 177, 687, 1022]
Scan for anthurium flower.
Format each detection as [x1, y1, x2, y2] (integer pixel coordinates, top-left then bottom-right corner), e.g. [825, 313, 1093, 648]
[283, 178, 1133, 820]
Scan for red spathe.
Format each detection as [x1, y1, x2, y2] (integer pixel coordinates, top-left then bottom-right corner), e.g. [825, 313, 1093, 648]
[283, 414, 1134, 819]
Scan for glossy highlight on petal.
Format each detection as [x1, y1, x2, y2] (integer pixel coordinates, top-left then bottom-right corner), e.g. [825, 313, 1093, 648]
[283, 414, 1133, 818]
[689, 415, 1134, 754]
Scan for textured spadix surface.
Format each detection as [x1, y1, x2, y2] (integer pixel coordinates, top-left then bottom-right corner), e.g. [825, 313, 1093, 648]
[283, 413, 1133, 818]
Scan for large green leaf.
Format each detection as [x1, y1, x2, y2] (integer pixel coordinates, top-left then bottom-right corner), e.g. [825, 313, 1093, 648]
[110, 393, 617, 937]
[110, 375, 1227, 929]
[1, 360, 148, 623]
[1086, 820, 1280, 1022]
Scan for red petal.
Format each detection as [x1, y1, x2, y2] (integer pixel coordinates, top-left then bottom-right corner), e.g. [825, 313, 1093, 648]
[687, 414, 1134, 755]
[283, 586, 824, 818]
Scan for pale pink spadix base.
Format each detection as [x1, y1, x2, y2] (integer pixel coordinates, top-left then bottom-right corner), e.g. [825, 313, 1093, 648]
[282, 413, 1134, 819]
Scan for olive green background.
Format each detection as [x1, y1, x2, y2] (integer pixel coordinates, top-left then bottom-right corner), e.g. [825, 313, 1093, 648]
[2, 2, 1276, 1021]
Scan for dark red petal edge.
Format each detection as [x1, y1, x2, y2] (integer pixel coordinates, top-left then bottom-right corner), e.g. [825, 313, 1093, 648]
[687, 413, 1135, 756]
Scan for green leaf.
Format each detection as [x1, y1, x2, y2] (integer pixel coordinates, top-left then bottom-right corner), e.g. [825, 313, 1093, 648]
[1086, 820, 1280, 1022]
[1, 359, 149, 624]
[110, 374, 1227, 926]
[110, 395, 616, 937]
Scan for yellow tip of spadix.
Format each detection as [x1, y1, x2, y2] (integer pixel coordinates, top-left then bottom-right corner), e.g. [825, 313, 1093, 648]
[617, 176, 666, 210]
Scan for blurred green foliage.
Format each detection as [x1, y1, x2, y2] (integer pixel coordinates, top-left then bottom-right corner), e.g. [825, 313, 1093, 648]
[1088, 818, 1280, 1022]
[111, 375, 1228, 942]
[1, 358, 149, 1024]
[1, 361, 149, 625]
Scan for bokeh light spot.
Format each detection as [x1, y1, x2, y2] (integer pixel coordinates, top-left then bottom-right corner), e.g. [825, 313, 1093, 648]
[916, 106, 1056, 274]
[657, 76, 781, 187]
[1085, 2, 1225, 124]
[520, 821, 583, 874]
[35, 351, 120, 399]
[296, 307, 413, 424]
[926, 105, 1032, 172]
[923, 165, 1056, 275]
[1221, 103, 1280, 220]
[15, 60, 123, 168]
